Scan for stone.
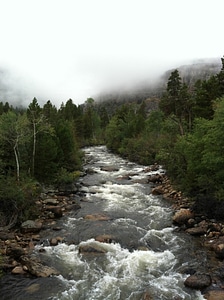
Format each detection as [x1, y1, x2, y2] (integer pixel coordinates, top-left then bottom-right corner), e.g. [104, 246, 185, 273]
[65, 203, 81, 211]
[6, 246, 25, 259]
[172, 209, 194, 225]
[20, 220, 42, 234]
[184, 273, 212, 290]
[84, 214, 111, 221]
[11, 265, 26, 275]
[79, 244, 107, 255]
[43, 198, 58, 205]
[141, 290, 153, 299]
[151, 186, 164, 195]
[50, 238, 58, 246]
[95, 234, 114, 243]
[100, 166, 119, 172]
[186, 226, 207, 236]
[148, 174, 163, 184]
[213, 243, 224, 258]
[203, 290, 224, 300]
[20, 256, 59, 277]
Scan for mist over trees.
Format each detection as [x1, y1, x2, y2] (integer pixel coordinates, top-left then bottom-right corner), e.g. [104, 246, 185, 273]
[0, 57, 224, 228]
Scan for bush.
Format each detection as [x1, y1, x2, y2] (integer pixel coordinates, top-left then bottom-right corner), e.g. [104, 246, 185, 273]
[56, 168, 81, 184]
[0, 176, 41, 226]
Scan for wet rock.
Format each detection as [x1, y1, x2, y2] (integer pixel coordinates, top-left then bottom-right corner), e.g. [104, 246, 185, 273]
[20, 220, 42, 234]
[85, 168, 96, 174]
[50, 236, 64, 246]
[95, 234, 114, 243]
[50, 238, 58, 246]
[148, 174, 163, 184]
[184, 273, 212, 290]
[141, 290, 153, 299]
[117, 175, 131, 180]
[151, 186, 164, 195]
[20, 256, 59, 277]
[172, 209, 194, 225]
[100, 166, 119, 172]
[186, 226, 207, 236]
[84, 213, 111, 221]
[79, 244, 107, 254]
[204, 290, 224, 300]
[45, 206, 63, 218]
[65, 203, 81, 211]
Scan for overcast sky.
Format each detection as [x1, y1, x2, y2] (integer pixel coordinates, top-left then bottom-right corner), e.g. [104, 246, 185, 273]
[0, 0, 223, 107]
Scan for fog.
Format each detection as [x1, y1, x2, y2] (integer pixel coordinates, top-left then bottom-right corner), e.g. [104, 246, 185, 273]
[0, 0, 223, 107]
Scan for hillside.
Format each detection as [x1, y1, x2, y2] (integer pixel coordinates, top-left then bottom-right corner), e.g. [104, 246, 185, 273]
[96, 58, 222, 102]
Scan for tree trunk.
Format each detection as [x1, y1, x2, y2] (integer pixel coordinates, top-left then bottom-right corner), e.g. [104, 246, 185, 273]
[32, 122, 36, 176]
[13, 141, 20, 182]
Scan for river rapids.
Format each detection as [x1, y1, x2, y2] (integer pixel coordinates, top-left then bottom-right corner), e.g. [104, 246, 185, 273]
[0, 146, 207, 300]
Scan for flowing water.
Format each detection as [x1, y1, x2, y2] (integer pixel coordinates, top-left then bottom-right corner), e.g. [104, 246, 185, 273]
[0, 146, 207, 300]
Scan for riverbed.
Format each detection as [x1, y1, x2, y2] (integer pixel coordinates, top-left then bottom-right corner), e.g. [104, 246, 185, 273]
[0, 146, 207, 299]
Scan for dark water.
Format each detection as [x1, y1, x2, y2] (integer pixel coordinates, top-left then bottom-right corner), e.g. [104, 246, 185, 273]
[0, 146, 207, 299]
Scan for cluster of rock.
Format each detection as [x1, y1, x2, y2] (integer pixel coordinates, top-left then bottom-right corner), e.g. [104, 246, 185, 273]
[0, 187, 81, 277]
[150, 174, 224, 299]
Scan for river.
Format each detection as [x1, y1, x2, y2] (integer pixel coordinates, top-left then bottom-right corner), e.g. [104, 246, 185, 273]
[0, 146, 207, 299]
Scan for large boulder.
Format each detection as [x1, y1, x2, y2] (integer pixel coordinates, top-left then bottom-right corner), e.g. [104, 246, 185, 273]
[100, 166, 119, 172]
[45, 206, 63, 218]
[20, 220, 42, 234]
[20, 256, 59, 277]
[79, 244, 107, 255]
[172, 209, 194, 225]
[184, 273, 212, 290]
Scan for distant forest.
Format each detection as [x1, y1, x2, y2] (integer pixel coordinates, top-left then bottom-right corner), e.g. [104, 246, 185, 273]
[0, 57, 224, 228]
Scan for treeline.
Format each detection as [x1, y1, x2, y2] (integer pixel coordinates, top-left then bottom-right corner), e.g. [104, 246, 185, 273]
[104, 57, 224, 219]
[0, 97, 107, 225]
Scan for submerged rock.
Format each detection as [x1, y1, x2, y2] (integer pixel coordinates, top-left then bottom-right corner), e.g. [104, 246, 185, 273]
[84, 213, 111, 221]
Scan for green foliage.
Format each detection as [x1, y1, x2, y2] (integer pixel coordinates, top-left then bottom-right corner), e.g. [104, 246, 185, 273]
[0, 176, 40, 225]
[56, 168, 81, 184]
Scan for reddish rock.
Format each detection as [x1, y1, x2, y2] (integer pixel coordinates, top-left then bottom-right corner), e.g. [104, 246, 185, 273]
[204, 290, 224, 300]
[172, 209, 194, 225]
[84, 214, 110, 221]
[151, 186, 164, 195]
[79, 244, 107, 255]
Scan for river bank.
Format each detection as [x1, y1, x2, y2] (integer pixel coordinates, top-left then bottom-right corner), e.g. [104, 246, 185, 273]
[0, 155, 224, 299]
